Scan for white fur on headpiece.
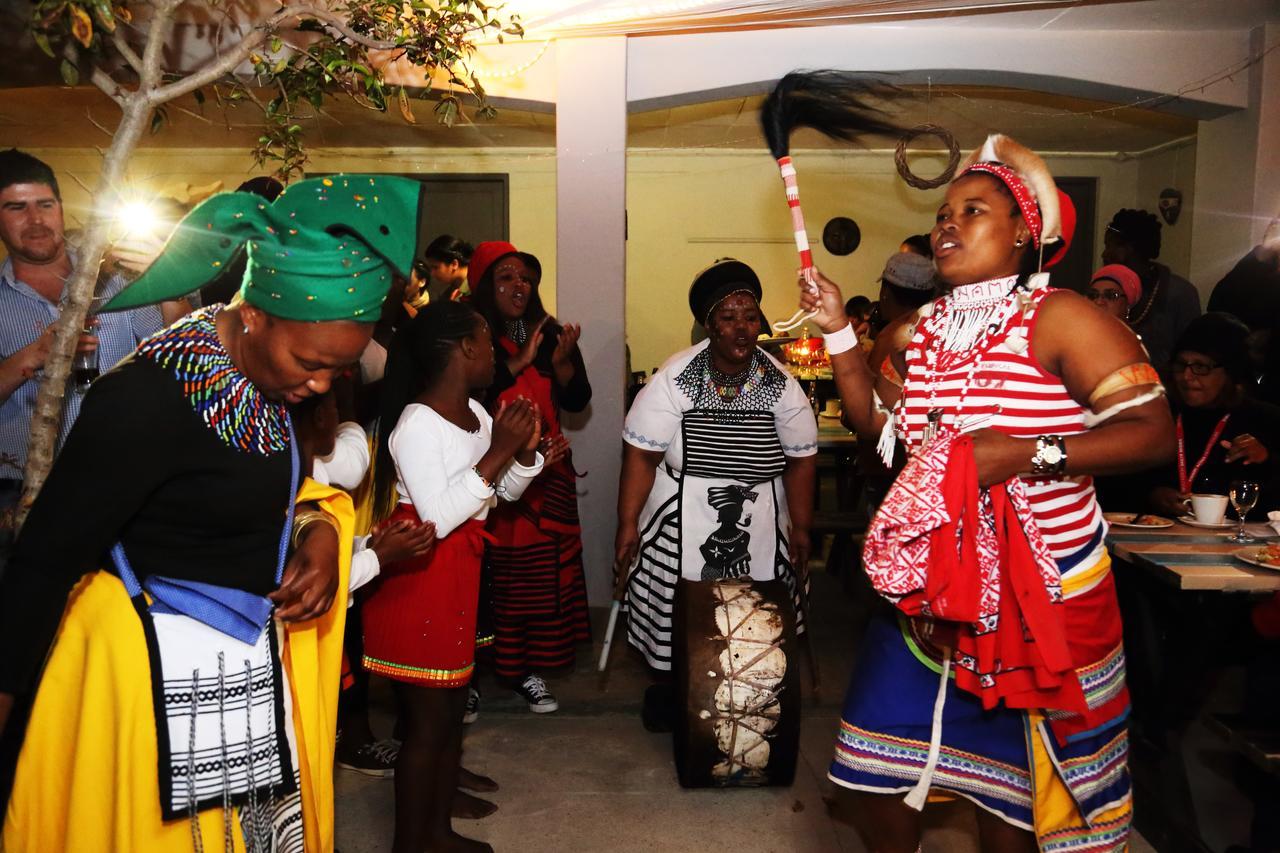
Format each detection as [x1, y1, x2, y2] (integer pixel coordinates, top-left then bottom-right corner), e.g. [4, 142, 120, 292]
[960, 134, 1062, 245]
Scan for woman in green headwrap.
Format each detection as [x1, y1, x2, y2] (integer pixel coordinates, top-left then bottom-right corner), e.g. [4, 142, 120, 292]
[0, 174, 425, 853]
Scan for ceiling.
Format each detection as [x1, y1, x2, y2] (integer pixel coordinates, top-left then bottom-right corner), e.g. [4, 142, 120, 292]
[0, 80, 1195, 155]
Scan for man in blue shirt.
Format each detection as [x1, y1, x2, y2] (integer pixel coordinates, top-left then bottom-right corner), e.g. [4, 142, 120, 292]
[0, 149, 162, 544]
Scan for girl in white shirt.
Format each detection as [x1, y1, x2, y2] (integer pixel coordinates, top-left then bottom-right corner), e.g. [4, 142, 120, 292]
[362, 301, 543, 853]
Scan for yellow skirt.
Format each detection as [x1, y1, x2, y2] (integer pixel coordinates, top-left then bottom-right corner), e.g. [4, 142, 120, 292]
[3, 479, 352, 853]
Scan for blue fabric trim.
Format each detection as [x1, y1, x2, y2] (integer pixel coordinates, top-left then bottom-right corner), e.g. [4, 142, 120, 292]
[781, 441, 818, 453]
[1055, 523, 1104, 573]
[623, 427, 669, 450]
[111, 416, 299, 642]
[1063, 706, 1131, 745]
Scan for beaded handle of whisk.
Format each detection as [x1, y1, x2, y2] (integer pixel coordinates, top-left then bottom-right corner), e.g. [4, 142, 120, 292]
[774, 156, 819, 333]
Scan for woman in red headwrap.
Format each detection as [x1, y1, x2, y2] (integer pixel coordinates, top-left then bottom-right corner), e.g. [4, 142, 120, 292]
[469, 242, 592, 714]
[801, 136, 1175, 852]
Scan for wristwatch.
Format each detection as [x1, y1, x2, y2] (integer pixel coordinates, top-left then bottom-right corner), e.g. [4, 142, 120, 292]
[1030, 435, 1067, 477]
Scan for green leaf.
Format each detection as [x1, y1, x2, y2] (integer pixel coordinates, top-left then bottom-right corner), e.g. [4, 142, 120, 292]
[33, 31, 55, 59]
[150, 108, 167, 135]
[59, 57, 79, 86]
[270, 36, 283, 53]
[193, 88, 205, 105]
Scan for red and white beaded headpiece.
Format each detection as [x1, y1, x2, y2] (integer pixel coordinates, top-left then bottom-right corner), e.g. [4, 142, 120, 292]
[956, 134, 1075, 269]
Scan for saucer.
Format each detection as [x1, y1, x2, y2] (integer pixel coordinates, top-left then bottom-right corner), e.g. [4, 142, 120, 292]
[1178, 514, 1235, 530]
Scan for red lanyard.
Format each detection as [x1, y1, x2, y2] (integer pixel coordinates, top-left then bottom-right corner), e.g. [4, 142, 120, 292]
[1176, 413, 1230, 493]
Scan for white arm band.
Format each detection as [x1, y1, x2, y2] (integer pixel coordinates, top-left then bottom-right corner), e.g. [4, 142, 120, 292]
[1082, 386, 1166, 428]
[823, 323, 858, 356]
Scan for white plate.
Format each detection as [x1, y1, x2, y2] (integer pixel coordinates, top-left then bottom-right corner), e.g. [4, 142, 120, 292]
[1178, 515, 1236, 530]
[1103, 512, 1174, 530]
[1232, 547, 1280, 571]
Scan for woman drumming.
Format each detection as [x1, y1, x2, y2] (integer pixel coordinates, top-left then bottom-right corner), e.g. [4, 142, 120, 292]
[0, 174, 424, 852]
[470, 242, 591, 713]
[615, 259, 817, 725]
[802, 136, 1175, 852]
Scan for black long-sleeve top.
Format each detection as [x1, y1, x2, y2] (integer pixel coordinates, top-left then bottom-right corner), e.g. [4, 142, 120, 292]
[0, 353, 292, 696]
[1207, 250, 1280, 332]
[484, 321, 593, 414]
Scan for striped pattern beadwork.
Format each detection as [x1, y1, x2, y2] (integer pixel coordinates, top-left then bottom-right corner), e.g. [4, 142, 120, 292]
[361, 655, 473, 687]
[137, 307, 290, 455]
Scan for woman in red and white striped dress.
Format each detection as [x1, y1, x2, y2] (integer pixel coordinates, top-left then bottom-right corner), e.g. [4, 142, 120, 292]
[804, 135, 1175, 853]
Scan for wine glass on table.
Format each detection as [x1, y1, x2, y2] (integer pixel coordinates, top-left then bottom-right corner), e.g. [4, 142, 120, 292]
[1229, 480, 1260, 544]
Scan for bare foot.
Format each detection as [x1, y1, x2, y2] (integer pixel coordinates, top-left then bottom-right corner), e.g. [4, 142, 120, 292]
[452, 789, 498, 820]
[458, 766, 499, 793]
[425, 830, 493, 852]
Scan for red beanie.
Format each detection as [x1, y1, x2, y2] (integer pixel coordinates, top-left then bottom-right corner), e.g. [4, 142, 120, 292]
[468, 241, 518, 290]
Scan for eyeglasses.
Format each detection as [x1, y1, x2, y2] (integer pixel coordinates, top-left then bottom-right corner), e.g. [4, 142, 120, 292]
[1086, 289, 1126, 303]
[1171, 359, 1222, 376]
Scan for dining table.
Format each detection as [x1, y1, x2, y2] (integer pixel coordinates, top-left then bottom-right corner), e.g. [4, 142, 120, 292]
[1107, 515, 1280, 853]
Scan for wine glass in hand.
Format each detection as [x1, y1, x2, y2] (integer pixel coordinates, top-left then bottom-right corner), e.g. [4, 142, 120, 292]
[1229, 479, 1260, 543]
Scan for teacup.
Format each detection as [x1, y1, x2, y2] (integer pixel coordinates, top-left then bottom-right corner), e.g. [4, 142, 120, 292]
[821, 399, 841, 418]
[1184, 493, 1229, 525]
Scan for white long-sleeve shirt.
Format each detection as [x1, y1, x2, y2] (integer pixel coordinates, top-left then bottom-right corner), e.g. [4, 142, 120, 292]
[390, 400, 543, 538]
[312, 421, 370, 491]
[308, 425, 380, 599]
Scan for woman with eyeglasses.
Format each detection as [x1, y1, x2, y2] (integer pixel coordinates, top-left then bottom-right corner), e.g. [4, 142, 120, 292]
[1148, 312, 1280, 516]
[1086, 264, 1142, 323]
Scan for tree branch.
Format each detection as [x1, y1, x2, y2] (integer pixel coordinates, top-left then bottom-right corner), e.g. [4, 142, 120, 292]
[148, 5, 398, 106]
[65, 43, 128, 106]
[85, 108, 114, 137]
[111, 27, 143, 74]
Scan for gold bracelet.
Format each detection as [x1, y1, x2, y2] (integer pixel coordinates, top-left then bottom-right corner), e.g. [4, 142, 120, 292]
[292, 510, 338, 549]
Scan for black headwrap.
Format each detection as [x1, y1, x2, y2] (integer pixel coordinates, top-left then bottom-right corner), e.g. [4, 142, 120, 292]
[1173, 312, 1253, 382]
[688, 259, 763, 327]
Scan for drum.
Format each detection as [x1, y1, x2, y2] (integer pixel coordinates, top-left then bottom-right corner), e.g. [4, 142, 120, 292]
[673, 578, 800, 788]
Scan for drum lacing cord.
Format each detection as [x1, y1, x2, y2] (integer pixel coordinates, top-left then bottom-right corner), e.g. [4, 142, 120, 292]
[903, 647, 952, 811]
[714, 586, 788, 775]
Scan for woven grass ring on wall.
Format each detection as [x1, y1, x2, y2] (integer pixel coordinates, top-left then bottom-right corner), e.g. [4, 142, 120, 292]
[895, 124, 961, 190]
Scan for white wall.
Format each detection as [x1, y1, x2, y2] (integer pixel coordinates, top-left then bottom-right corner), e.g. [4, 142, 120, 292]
[624, 148, 1139, 375]
[1135, 141, 1198, 287]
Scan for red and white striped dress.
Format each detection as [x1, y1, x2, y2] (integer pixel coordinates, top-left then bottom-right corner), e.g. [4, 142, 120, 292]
[896, 276, 1105, 574]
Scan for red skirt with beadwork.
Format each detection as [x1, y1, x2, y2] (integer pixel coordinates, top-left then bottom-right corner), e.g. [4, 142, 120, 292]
[361, 506, 491, 688]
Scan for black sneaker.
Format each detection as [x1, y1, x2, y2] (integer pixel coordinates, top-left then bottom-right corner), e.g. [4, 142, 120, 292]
[336, 738, 398, 777]
[463, 684, 481, 725]
[515, 675, 559, 713]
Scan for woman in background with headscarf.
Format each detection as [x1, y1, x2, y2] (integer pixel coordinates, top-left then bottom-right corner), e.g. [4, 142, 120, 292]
[1086, 263, 1143, 325]
[470, 241, 590, 715]
[615, 258, 817, 729]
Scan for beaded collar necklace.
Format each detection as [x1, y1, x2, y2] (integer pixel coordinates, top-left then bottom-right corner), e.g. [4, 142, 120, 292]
[706, 352, 764, 403]
[917, 274, 1030, 447]
[136, 306, 291, 455]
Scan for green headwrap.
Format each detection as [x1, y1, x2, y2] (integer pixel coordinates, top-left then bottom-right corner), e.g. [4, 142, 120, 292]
[102, 174, 424, 322]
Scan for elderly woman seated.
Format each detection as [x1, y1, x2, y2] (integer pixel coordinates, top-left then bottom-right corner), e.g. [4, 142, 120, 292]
[1147, 312, 1280, 516]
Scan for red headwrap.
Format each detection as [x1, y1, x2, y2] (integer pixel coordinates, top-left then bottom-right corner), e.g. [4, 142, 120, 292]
[467, 240, 519, 290]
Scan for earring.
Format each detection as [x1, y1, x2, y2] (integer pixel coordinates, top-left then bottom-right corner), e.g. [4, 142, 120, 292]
[1015, 240, 1024, 247]
[242, 323, 250, 334]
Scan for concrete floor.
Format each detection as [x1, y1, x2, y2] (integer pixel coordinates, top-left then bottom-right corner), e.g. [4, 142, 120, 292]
[335, 570, 1158, 853]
